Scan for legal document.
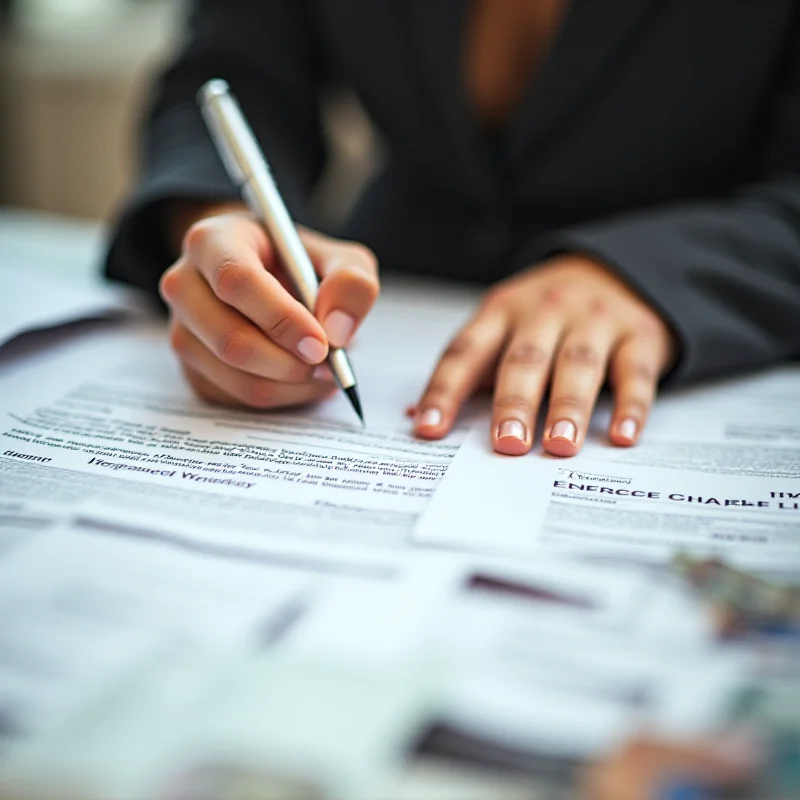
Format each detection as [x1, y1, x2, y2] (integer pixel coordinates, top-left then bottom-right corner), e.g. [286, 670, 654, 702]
[415, 368, 800, 566]
[0, 279, 478, 554]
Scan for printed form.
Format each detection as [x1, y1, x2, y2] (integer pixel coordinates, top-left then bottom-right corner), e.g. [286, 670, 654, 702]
[416, 368, 800, 566]
[0, 281, 479, 555]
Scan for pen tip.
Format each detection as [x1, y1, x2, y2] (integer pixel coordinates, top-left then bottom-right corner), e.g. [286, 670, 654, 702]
[344, 386, 364, 427]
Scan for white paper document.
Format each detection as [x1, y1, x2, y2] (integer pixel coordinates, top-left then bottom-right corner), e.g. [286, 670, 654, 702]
[415, 368, 800, 565]
[0, 349, 455, 550]
[0, 280, 479, 556]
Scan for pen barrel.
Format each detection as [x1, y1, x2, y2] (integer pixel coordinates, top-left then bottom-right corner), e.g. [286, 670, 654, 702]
[198, 79, 360, 400]
[241, 178, 318, 309]
[199, 79, 319, 309]
[328, 348, 356, 390]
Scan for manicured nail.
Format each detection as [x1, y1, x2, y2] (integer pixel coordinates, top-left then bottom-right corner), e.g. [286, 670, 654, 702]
[312, 364, 334, 382]
[497, 420, 526, 443]
[617, 418, 638, 441]
[549, 420, 577, 442]
[418, 408, 443, 428]
[297, 337, 327, 364]
[323, 310, 355, 348]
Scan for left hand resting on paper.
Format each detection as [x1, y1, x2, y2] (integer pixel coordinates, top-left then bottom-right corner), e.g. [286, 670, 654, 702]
[411, 255, 678, 457]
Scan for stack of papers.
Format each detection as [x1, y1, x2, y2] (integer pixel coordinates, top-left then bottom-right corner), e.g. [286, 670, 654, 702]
[0, 269, 798, 799]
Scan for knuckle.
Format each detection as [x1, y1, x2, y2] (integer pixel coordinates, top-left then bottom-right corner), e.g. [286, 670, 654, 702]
[168, 322, 188, 355]
[541, 287, 563, 307]
[550, 395, 587, 414]
[183, 219, 214, 252]
[494, 394, 534, 414]
[504, 342, 550, 368]
[441, 334, 476, 361]
[618, 399, 650, 418]
[612, 358, 658, 385]
[634, 314, 664, 338]
[212, 259, 251, 302]
[561, 343, 602, 367]
[267, 309, 297, 343]
[159, 264, 184, 303]
[217, 329, 253, 368]
[627, 361, 659, 383]
[589, 298, 608, 315]
[482, 284, 512, 311]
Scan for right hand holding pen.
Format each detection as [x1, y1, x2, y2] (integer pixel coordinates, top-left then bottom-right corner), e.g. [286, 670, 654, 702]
[160, 206, 379, 409]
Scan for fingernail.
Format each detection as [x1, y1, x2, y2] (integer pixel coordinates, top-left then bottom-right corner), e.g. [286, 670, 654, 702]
[550, 420, 577, 442]
[418, 408, 443, 428]
[497, 420, 526, 443]
[312, 364, 334, 382]
[297, 337, 327, 364]
[323, 310, 355, 348]
[617, 418, 638, 441]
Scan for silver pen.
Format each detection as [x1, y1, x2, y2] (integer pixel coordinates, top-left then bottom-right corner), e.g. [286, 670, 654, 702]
[198, 78, 364, 424]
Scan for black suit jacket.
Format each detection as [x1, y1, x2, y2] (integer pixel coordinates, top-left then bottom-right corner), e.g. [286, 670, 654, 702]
[106, 0, 800, 385]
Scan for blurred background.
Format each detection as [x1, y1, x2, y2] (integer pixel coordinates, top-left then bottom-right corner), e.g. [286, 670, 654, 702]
[0, 0, 379, 229]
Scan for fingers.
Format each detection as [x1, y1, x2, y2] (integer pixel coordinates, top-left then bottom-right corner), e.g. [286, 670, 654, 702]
[181, 216, 328, 363]
[171, 322, 336, 410]
[304, 231, 380, 348]
[543, 322, 617, 457]
[608, 333, 665, 446]
[491, 315, 562, 456]
[415, 309, 664, 456]
[161, 266, 315, 383]
[163, 213, 380, 414]
[415, 310, 508, 439]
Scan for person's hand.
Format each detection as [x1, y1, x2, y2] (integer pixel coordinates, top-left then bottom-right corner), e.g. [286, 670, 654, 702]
[159, 203, 379, 409]
[412, 255, 678, 457]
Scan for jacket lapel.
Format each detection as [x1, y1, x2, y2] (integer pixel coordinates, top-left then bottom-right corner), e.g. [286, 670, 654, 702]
[507, 0, 664, 160]
[406, 0, 500, 205]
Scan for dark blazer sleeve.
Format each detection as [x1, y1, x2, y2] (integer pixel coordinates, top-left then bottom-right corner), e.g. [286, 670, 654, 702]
[104, 0, 326, 297]
[513, 24, 800, 386]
